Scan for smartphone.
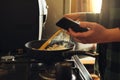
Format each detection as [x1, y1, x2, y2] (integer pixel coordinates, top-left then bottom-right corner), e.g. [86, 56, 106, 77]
[56, 17, 88, 32]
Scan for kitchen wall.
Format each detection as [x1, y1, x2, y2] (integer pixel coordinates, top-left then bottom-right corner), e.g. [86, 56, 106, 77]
[42, 0, 71, 39]
[71, 0, 102, 13]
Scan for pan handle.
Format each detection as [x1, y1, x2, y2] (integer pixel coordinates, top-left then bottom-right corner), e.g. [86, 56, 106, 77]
[63, 51, 99, 58]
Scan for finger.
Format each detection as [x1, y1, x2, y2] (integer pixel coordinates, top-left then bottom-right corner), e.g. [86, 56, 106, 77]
[68, 28, 93, 38]
[72, 37, 82, 43]
[66, 31, 70, 35]
[68, 28, 82, 37]
[80, 22, 96, 29]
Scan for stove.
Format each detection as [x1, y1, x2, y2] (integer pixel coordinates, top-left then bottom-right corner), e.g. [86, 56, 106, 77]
[0, 50, 93, 80]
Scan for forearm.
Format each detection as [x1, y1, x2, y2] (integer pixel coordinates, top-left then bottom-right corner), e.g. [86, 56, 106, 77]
[104, 28, 120, 42]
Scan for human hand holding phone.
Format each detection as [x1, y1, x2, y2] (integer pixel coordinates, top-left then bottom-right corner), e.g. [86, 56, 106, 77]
[56, 17, 88, 32]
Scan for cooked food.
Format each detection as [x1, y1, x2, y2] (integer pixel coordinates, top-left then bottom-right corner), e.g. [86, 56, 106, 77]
[46, 44, 67, 50]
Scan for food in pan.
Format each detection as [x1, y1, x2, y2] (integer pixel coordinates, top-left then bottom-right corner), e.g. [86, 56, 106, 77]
[46, 44, 67, 50]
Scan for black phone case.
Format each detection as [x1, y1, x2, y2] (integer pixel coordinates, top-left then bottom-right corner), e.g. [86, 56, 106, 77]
[56, 17, 88, 32]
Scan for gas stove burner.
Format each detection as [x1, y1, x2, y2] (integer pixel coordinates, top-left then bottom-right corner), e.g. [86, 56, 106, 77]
[37, 62, 74, 80]
[39, 71, 55, 80]
[38, 64, 56, 80]
[1, 55, 15, 61]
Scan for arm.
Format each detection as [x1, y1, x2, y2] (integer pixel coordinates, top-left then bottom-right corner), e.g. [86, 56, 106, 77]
[67, 22, 120, 44]
[105, 28, 120, 42]
[64, 13, 120, 43]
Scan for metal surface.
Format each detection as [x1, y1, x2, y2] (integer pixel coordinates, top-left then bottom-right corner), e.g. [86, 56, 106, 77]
[72, 55, 93, 80]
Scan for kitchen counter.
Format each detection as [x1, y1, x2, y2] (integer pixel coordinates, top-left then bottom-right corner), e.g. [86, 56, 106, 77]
[79, 55, 95, 65]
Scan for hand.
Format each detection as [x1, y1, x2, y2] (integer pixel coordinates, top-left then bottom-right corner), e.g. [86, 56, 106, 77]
[67, 21, 108, 43]
[64, 12, 86, 21]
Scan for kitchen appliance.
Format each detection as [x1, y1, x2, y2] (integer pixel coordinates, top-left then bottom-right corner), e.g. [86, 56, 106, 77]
[0, 39, 96, 80]
[0, 50, 93, 80]
[0, 0, 48, 55]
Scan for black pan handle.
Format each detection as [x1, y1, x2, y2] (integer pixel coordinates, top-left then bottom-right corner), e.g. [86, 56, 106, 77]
[63, 51, 99, 58]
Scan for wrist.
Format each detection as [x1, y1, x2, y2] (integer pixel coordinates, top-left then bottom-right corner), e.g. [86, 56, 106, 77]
[105, 28, 120, 42]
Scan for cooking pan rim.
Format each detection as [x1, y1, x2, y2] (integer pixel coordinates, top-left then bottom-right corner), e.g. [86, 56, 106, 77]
[25, 40, 75, 52]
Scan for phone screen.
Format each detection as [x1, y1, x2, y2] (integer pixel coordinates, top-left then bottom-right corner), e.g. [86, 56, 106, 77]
[56, 17, 88, 32]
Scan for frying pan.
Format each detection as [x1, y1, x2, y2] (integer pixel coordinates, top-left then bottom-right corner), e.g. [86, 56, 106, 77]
[0, 40, 98, 64]
[24, 40, 99, 64]
[25, 40, 75, 63]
